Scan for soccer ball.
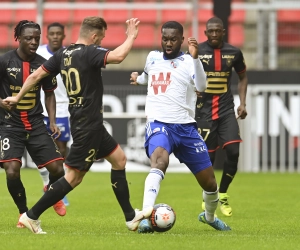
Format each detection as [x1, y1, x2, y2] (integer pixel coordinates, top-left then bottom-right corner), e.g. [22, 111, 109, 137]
[149, 203, 176, 232]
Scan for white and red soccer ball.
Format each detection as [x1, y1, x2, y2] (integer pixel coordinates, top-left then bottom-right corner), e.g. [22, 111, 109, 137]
[149, 203, 176, 233]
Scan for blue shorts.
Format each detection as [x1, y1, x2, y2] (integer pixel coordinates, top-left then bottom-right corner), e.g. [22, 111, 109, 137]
[144, 120, 212, 174]
[44, 117, 70, 142]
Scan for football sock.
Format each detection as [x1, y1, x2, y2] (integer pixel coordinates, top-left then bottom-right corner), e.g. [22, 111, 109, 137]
[27, 177, 72, 220]
[219, 161, 238, 193]
[48, 173, 63, 186]
[142, 168, 164, 210]
[111, 169, 135, 221]
[38, 167, 49, 186]
[7, 178, 28, 214]
[203, 189, 219, 223]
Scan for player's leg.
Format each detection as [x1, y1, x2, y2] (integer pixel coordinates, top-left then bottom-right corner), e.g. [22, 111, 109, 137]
[218, 113, 242, 216]
[0, 129, 28, 228]
[196, 119, 219, 212]
[27, 125, 66, 216]
[97, 126, 151, 231]
[54, 117, 71, 206]
[138, 122, 173, 233]
[176, 123, 230, 231]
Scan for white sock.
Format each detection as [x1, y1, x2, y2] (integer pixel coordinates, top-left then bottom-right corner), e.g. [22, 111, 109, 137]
[142, 168, 164, 210]
[203, 189, 219, 223]
[38, 167, 49, 186]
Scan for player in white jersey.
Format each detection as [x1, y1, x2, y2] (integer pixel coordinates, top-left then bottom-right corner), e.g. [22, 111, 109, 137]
[37, 22, 70, 206]
[130, 21, 231, 232]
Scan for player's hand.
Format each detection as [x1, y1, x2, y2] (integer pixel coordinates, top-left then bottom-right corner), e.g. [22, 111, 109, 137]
[237, 104, 247, 119]
[187, 37, 199, 59]
[195, 90, 203, 98]
[126, 18, 140, 40]
[1, 97, 17, 111]
[50, 123, 61, 139]
[130, 72, 139, 85]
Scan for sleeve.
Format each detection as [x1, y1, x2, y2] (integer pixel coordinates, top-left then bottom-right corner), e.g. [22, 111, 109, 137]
[40, 53, 60, 92]
[42, 50, 61, 76]
[234, 49, 247, 74]
[88, 46, 110, 68]
[136, 51, 153, 85]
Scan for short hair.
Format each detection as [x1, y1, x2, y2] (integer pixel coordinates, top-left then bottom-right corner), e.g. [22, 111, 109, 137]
[161, 21, 183, 36]
[79, 16, 107, 38]
[14, 20, 41, 41]
[47, 22, 65, 32]
[206, 17, 224, 28]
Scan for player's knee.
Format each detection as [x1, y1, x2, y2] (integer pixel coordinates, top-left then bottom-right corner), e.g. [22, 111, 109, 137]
[6, 170, 20, 180]
[225, 143, 240, 162]
[4, 162, 21, 179]
[46, 161, 65, 177]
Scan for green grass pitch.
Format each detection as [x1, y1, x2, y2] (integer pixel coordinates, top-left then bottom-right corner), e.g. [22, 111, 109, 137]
[0, 168, 299, 250]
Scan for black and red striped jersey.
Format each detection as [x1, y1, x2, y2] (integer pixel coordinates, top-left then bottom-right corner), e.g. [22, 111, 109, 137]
[42, 44, 109, 130]
[196, 41, 246, 121]
[0, 50, 57, 130]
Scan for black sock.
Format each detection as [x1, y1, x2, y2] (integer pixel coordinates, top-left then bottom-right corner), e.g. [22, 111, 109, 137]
[111, 169, 135, 221]
[48, 173, 62, 187]
[27, 177, 73, 220]
[219, 161, 238, 193]
[7, 178, 28, 214]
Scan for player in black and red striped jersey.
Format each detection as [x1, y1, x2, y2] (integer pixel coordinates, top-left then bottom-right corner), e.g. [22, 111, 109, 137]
[196, 17, 248, 217]
[0, 20, 66, 226]
[4, 17, 152, 234]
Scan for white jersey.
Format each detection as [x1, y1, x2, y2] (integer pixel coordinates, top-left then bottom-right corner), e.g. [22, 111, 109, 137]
[37, 44, 69, 118]
[142, 51, 198, 124]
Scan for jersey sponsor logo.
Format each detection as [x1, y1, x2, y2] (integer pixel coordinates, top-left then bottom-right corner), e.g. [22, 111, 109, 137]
[63, 47, 81, 56]
[10, 72, 17, 79]
[222, 55, 235, 59]
[206, 71, 230, 77]
[150, 72, 171, 94]
[97, 47, 108, 51]
[199, 55, 212, 65]
[7, 67, 21, 78]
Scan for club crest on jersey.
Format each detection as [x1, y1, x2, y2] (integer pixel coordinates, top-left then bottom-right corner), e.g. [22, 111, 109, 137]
[171, 61, 178, 68]
[151, 72, 171, 95]
[226, 58, 233, 67]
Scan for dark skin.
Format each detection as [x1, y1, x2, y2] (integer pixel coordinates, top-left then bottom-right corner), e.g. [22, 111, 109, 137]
[198, 22, 248, 119]
[47, 26, 65, 53]
[131, 28, 218, 193]
[45, 25, 67, 151]
[1, 27, 63, 180]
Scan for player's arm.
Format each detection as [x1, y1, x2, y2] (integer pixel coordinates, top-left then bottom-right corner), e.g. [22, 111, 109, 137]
[106, 18, 140, 64]
[130, 72, 148, 85]
[237, 71, 248, 119]
[3, 66, 49, 105]
[44, 91, 60, 138]
[188, 37, 207, 92]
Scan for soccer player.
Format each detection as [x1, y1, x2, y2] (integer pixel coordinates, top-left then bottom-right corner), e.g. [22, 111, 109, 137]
[0, 20, 67, 227]
[37, 22, 70, 206]
[130, 21, 231, 233]
[196, 17, 248, 217]
[4, 16, 152, 234]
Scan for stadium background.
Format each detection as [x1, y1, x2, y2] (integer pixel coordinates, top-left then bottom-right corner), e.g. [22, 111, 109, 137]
[1, 0, 300, 173]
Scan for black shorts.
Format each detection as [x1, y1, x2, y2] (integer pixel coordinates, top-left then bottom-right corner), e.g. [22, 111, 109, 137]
[65, 125, 118, 172]
[0, 125, 63, 168]
[196, 110, 242, 152]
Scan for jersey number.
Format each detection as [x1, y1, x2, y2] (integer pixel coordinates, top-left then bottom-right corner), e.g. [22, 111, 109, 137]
[12, 92, 36, 110]
[198, 128, 210, 141]
[205, 78, 228, 94]
[61, 68, 81, 96]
